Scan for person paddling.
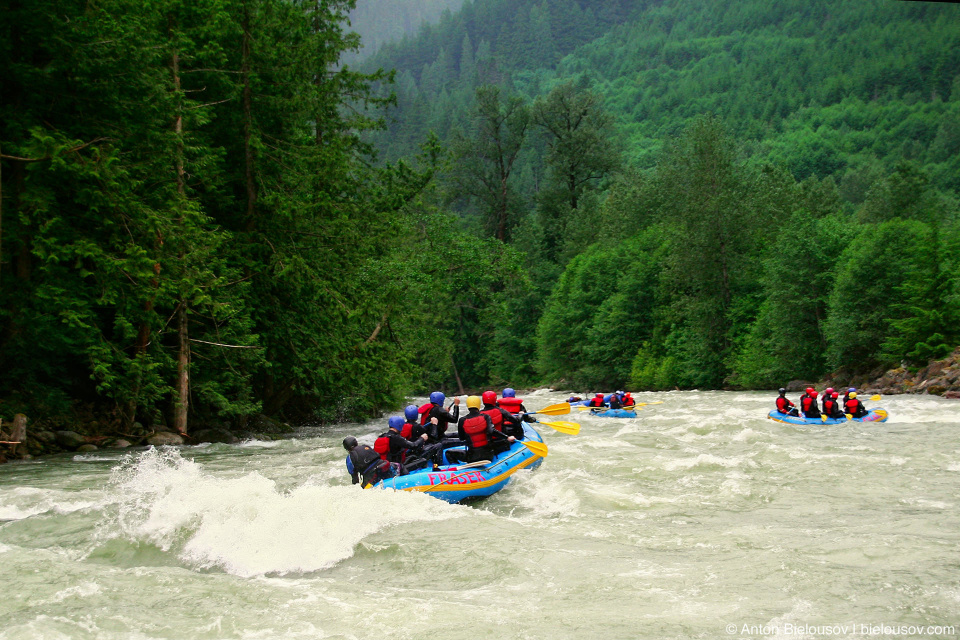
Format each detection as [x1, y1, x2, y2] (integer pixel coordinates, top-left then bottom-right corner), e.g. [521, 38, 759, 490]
[822, 392, 845, 420]
[419, 391, 460, 442]
[344, 437, 400, 487]
[481, 390, 525, 439]
[799, 387, 821, 419]
[374, 416, 429, 470]
[844, 392, 868, 418]
[448, 395, 515, 464]
[497, 388, 527, 415]
[587, 393, 606, 408]
[402, 405, 427, 441]
[608, 393, 623, 410]
[776, 388, 799, 416]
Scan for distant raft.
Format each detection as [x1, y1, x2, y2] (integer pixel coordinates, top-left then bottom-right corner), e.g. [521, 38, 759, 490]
[589, 409, 637, 418]
[370, 422, 546, 503]
[767, 409, 889, 425]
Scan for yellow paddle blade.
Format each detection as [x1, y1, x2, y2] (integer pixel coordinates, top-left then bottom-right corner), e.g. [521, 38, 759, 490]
[532, 402, 571, 416]
[869, 394, 881, 401]
[539, 420, 580, 435]
[521, 439, 548, 457]
[845, 414, 853, 420]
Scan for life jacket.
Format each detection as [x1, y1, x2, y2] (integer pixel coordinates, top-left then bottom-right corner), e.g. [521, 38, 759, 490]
[588, 396, 605, 407]
[498, 397, 523, 414]
[801, 396, 817, 413]
[844, 399, 860, 414]
[482, 407, 504, 432]
[374, 433, 392, 461]
[401, 421, 415, 439]
[623, 394, 634, 406]
[462, 413, 490, 449]
[419, 402, 436, 425]
[776, 396, 791, 413]
[350, 445, 382, 474]
[823, 399, 837, 415]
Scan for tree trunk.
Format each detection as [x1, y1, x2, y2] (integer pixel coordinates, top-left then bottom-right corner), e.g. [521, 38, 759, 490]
[175, 303, 190, 435]
[242, 2, 257, 229]
[9, 413, 26, 456]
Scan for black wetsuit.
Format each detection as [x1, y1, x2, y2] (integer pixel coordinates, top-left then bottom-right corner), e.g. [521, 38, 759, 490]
[800, 394, 821, 419]
[423, 403, 460, 443]
[375, 430, 424, 464]
[346, 445, 397, 486]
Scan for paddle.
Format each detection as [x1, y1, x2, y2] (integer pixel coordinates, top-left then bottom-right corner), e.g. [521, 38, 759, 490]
[537, 420, 580, 435]
[527, 402, 571, 416]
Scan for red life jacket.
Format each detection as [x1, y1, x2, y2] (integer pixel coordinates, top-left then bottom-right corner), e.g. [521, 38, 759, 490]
[823, 399, 836, 414]
[400, 421, 414, 439]
[498, 397, 523, 414]
[373, 433, 391, 461]
[844, 399, 859, 414]
[462, 414, 490, 448]
[419, 402, 436, 425]
[801, 396, 816, 412]
[588, 396, 605, 407]
[623, 394, 634, 406]
[776, 397, 792, 413]
[482, 407, 504, 432]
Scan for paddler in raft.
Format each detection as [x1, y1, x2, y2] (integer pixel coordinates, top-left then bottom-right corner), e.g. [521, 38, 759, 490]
[418, 392, 464, 467]
[844, 392, 868, 418]
[344, 437, 401, 487]
[775, 388, 799, 416]
[799, 386, 821, 419]
[822, 391, 845, 420]
[481, 390, 525, 440]
[587, 392, 606, 409]
[447, 395, 516, 464]
[374, 416, 430, 472]
[497, 388, 528, 415]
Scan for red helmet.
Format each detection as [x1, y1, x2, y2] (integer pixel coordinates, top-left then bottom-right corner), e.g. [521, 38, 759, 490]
[831, 392, 839, 398]
[806, 387, 815, 395]
[595, 392, 604, 397]
[825, 387, 834, 394]
[481, 390, 497, 405]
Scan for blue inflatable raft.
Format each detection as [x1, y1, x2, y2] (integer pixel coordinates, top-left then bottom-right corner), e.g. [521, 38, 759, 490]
[371, 422, 546, 503]
[767, 409, 888, 425]
[589, 408, 637, 418]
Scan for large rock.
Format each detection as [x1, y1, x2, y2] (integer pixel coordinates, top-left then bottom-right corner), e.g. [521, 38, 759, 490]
[192, 428, 239, 445]
[77, 444, 98, 452]
[110, 439, 133, 449]
[55, 431, 87, 450]
[147, 432, 183, 446]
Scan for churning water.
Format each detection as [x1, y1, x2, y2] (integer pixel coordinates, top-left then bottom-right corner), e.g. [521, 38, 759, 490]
[0, 391, 957, 639]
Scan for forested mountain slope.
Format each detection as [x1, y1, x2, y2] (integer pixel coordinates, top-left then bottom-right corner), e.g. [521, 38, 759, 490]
[366, 0, 960, 392]
[346, 0, 464, 61]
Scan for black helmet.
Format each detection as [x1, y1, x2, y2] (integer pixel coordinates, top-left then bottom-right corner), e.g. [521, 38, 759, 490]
[342, 436, 358, 451]
[778, 388, 786, 394]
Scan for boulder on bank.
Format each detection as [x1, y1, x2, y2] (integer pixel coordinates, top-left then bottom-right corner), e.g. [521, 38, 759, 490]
[147, 432, 184, 446]
[111, 439, 133, 449]
[192, 428, 239, 445]
[858, 348, 960, 398]
[55, 431, 87, 450]
[77, 444, 98, 452]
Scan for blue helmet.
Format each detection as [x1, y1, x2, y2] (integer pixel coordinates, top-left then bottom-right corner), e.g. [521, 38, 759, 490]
[429, 391, 445, 405]
[848, 387, 856, 392]
[502, 388, 516, 398]
[404, 405, 418, 421]
[388, 416, 404, 430]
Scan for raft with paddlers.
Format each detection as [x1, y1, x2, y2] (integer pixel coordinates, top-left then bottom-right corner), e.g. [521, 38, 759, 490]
[371, 421, 548, 503]
[767, 409, 889, 425]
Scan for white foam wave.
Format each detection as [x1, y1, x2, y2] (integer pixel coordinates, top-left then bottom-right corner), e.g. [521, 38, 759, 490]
[0, 487, 102, 521]
[102, 448, 465, 577]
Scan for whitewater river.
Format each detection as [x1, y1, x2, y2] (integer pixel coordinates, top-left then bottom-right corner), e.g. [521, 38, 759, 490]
[0, 390, 958, 639]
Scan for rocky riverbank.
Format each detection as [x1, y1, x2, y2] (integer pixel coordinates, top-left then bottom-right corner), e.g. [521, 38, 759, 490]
[787, 348, 960, 399]
[0, 413, 296, 463]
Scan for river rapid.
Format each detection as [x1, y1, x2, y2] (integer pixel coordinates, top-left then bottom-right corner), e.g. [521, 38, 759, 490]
[0, 390, 957, 640]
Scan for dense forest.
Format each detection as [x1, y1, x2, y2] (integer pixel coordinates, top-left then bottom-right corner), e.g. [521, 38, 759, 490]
[2, 0, 959, 435]
[345, 0, 464, 61]
[364, 0, 960, 391]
